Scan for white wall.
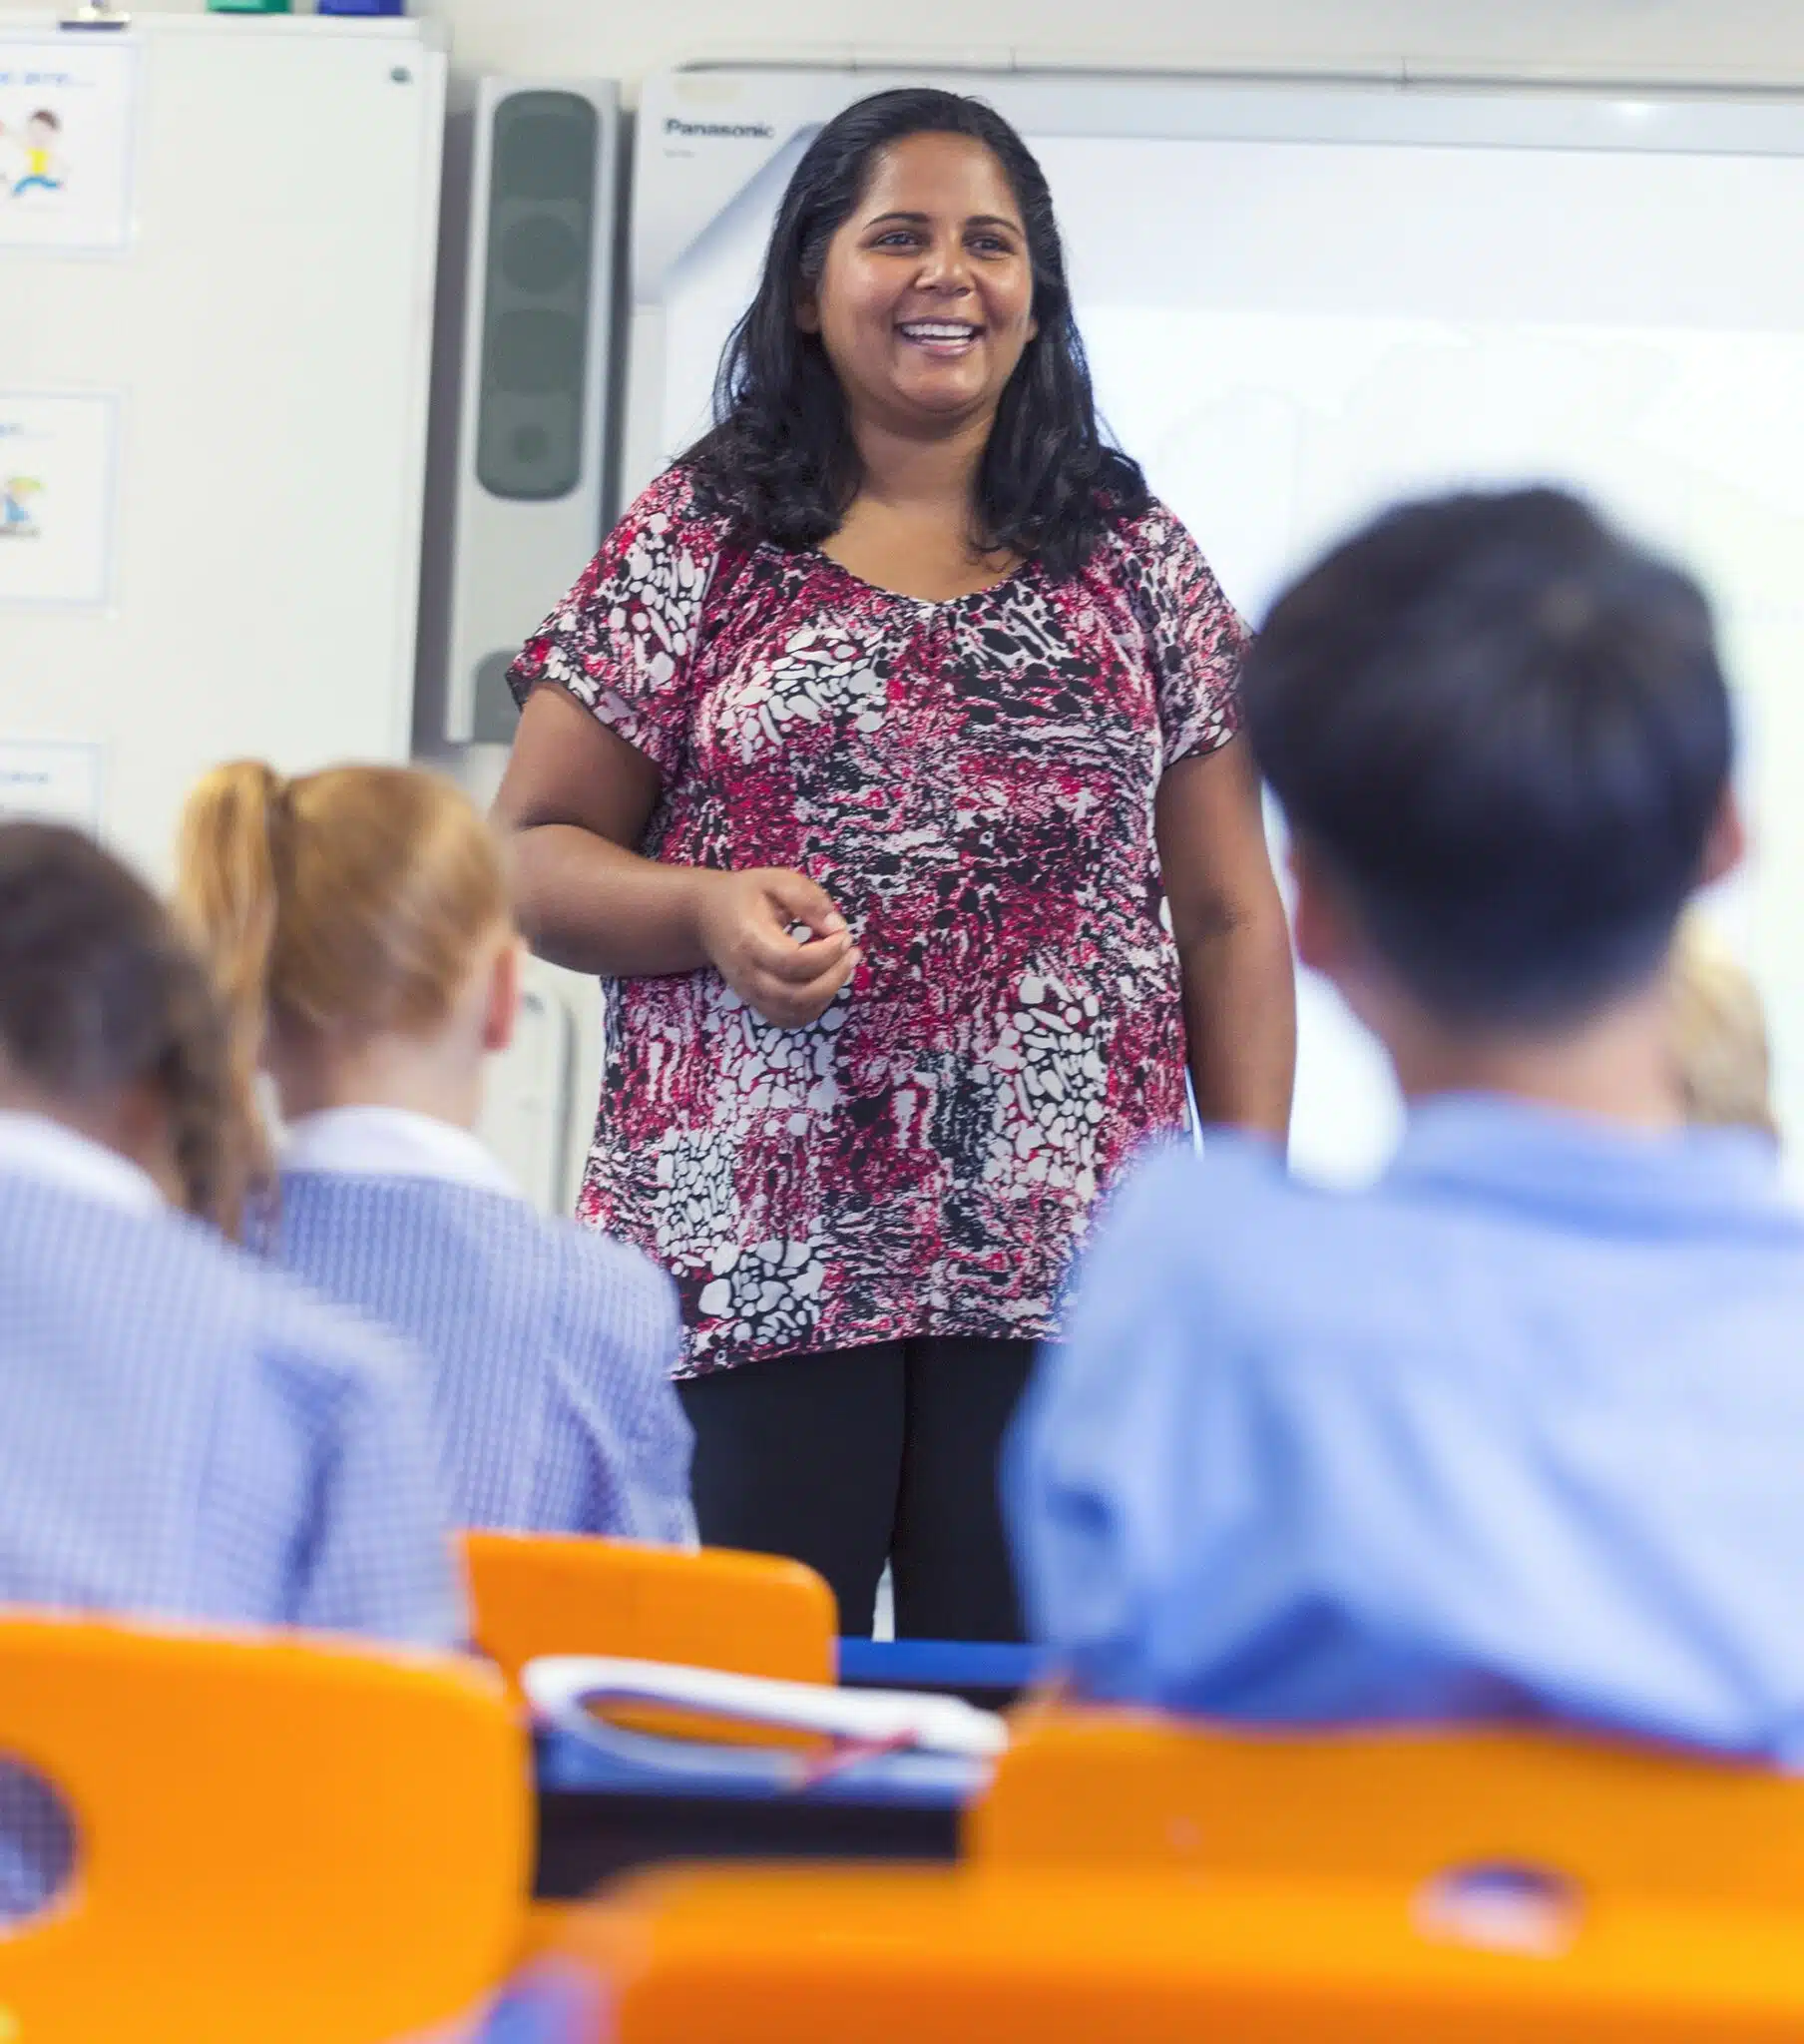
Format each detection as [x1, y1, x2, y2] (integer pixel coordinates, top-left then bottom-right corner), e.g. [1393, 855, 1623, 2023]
[12, 0, 1804, 92]
[11, 0, 1802, 1205]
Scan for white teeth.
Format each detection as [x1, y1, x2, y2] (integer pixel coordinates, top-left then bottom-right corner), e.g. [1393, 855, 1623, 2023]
[900, 322, 978, 339]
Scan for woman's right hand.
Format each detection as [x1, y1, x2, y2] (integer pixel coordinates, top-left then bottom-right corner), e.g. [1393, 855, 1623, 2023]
[692, 867, 861, 1028]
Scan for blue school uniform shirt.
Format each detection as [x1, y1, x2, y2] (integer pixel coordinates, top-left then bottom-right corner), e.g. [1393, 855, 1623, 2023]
[269, 1108, 695, 1545]
[0, 1111, 464, 1916]
[1007, 1096, 1804, 1761]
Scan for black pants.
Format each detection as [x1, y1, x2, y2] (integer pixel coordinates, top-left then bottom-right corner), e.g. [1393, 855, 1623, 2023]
[676, 1336, 1038, 1642]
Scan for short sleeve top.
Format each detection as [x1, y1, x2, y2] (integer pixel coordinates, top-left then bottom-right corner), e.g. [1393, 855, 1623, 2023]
[509, 465, 1248, 1375]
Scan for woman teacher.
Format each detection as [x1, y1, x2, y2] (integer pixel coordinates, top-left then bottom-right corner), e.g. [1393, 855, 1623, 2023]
[494, 88, 1296, 1640]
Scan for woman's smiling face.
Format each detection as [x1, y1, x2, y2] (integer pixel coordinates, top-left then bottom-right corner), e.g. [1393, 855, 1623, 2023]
[800, 129, 1039, 435]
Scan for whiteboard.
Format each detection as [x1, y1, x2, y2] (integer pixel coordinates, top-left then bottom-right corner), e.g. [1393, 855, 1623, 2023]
[628, 70, 1804, 1183]
[0, 13, 446, 887]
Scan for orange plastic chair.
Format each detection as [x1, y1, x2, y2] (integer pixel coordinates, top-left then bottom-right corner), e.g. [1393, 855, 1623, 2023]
[970, 1703, 1804, 1892]
[532, 1710, 1804, 2039]
[542, 1850, 1804, 2042]
[461, 1532, 837, 1693]
[0, 1614, 531, 2044]
[474, 1536, 838, 1955]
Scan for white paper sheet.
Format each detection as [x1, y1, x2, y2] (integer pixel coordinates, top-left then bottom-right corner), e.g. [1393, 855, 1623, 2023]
[0, 36, 138, 251]
[0, 739, 104, 833]
[0, 391, 118, 606]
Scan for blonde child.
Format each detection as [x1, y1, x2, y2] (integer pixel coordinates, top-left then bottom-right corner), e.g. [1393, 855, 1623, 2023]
[1669, 913, 1778, 1141]
[177, 760, 694, 1543]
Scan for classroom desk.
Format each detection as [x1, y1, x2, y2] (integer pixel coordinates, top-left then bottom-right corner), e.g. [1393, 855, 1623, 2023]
[531, 1639, 1045, 1899]
[836, 1639, 1047, 1710]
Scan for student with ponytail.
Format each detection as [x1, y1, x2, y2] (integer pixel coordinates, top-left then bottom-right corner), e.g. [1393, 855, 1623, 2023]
[0, 820, 462, 1913]
[177, 759, 695, 1544]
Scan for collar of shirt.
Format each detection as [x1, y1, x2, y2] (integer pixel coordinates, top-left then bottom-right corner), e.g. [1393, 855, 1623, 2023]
[281, 1106, 518, 1200]
[0, 1111, 166, 1216]
[1384, 1091, 1787, 1233]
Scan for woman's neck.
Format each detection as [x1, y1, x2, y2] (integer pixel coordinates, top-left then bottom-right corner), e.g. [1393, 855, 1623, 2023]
[847, 404, 993, 520]
[827, 404, 1018, 600]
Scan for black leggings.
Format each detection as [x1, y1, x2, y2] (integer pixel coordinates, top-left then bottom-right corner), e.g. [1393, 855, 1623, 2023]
[676, 1336, 1038, 1642]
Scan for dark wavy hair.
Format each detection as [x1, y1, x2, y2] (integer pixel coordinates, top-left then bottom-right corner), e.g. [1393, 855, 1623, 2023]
[681, 87, 1149, 579]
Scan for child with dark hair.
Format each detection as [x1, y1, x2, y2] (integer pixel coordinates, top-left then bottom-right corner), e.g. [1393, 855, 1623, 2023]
[0, 821, 462, 1910]
[1007, 487, 1804, 1758]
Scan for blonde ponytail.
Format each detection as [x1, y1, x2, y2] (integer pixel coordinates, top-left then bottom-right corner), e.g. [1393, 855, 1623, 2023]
[174, 759, 287, 1195]
[175, 759, 510, 1157]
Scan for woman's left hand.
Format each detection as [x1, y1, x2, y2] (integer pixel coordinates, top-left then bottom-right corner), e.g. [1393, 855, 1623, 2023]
[692, 866, 863, 1029]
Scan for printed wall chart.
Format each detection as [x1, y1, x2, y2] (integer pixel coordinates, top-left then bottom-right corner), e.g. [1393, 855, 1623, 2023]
[0, 37, 137, 251]
[0, 391, 118, 606]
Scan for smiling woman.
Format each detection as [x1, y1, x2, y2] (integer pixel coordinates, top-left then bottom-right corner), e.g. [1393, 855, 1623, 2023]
[684, 92, 1146, 585]
[492, 88, 1297, 1643]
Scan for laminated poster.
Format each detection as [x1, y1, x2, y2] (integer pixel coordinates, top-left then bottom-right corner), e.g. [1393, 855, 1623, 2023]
[0, 740, 104, 834]
[0, 36, 137, 251]
[0, 391, 117, 607]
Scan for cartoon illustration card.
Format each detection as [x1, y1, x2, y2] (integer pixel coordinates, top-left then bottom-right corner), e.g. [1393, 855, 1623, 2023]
[0, 37, 138, 251]
[0, 392, 118, 607]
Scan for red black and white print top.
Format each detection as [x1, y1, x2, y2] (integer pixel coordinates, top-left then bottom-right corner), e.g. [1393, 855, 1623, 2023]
[508, 465, 1249, 1376]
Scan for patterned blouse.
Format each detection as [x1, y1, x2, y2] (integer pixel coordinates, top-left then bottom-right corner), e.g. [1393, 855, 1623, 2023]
[509, 465, 1248, 1375]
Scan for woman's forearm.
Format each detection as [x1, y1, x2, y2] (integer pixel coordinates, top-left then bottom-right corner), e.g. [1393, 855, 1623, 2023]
[1176, 904, 1297, 1140]
[1154, 740, 1297, 1141]
[492, 688, 718, 978]
[508, 823, 714, 978]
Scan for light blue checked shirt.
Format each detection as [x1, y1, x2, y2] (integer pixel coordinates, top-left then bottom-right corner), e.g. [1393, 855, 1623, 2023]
[1009, 1097, 1804, 1760]
[0, 1111, 466, 1915]
[268, 1108, 695, 1545]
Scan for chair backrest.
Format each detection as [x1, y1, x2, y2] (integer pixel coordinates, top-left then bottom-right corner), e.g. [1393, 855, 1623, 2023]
[0, 1615, 530, 2044]
[970, 1706, 1804, 1907]
[538, 1712, 1804, 2040]
[462, 1534, 837, 1694]
[537, 1852, 1804, 2042]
